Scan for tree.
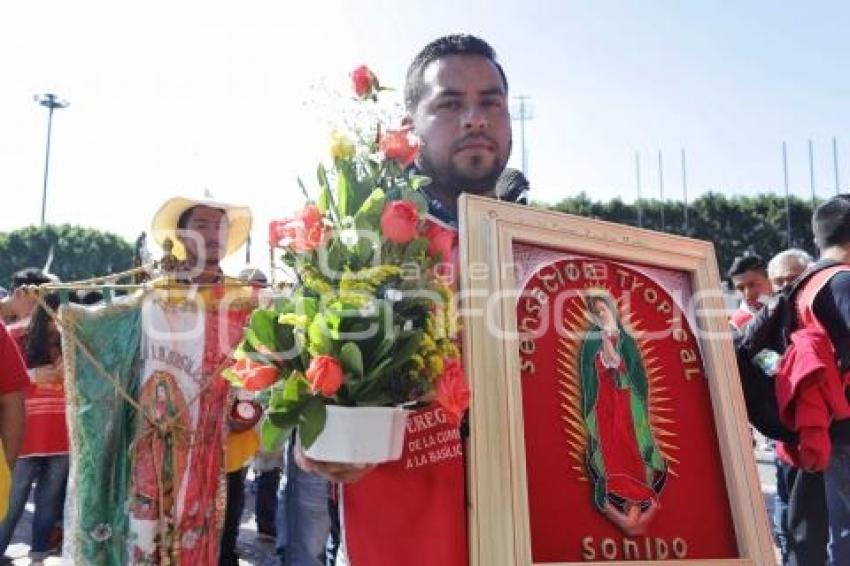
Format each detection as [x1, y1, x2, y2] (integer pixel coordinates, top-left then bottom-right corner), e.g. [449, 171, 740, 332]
[545, 192, 817, 277]
[0, 225, 134, 288]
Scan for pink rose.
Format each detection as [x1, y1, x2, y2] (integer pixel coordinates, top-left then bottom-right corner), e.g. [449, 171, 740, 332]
[379, 126, 419, 167]
[269, 204, 331, 252]
[306, 355, 344, 397]
[268, 219, 289, 247]
[380, 200, 420, 244]
[351, 65, 379, 99]
[435, 358, 470, 426]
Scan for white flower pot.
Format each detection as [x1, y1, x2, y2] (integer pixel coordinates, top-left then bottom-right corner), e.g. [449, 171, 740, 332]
[304, 406, 409, 464]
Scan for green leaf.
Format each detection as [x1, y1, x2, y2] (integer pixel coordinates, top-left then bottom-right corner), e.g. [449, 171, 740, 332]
[268, 380, 288, 411]
[339, 342, 364, 378]
[408, 174, 432, 190]
[267, 408, 301, 429]
[353, 188, 386, 229]
[307, 314, 333, 356]
[364, 356, 394, 382]
[293, 295, 316, 317]
[261, 416, 287, 452]
[326, 240, 347, 274]
[336, 160, 354, 217]
[221, 367, 243, 388]
[323, 307, 344, 339]
[317, 163, 340, 222]
[272, 296, 295, 314]
[403, 238, 429, 261]
[248, 309, 279, 351]
[298, 396, 328, 449]
[400, 187, 429, 215]
[369, 336, 395, 367]
[234, 338, 275, 366]
[297, 177, 312, 202]
[381, 331, 423, 373]
[274, 323, 301, 365]
[233, 339, 250, 358]
[283, 372, 308, 402]
[356, 237, 374, 266]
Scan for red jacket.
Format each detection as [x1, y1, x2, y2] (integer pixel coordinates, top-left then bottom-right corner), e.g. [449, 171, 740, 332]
[775, 265, 850, 470]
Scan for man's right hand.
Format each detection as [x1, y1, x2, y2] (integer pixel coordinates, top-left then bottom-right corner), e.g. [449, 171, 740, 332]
[294, 444, 376, 483]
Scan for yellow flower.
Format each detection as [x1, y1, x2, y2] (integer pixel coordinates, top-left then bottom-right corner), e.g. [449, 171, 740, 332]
[279, 313, 309, 328]
[419, 333, 436, 353]
[340, 265, 401, 296]
[427, 355, 444, 375]
[329, 131, 356, 161]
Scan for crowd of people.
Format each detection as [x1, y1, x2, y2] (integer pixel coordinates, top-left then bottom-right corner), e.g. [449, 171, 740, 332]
[730, 197, 850, 566]
[0, 33, 522, 566]
[0, 239, 345, 566]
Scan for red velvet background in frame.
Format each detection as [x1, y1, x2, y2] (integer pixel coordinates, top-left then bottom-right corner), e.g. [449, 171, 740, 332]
[514, 242, 738, 563]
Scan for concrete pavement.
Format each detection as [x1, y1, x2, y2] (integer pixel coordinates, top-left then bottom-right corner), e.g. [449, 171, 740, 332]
[5, 452, 781, 565]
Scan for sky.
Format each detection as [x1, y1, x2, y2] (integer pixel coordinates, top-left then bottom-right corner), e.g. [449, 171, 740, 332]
[1, 0, 849, 272]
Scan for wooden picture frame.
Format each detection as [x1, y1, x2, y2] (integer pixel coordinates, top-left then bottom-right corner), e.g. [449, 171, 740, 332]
[458, 194, 774, 566]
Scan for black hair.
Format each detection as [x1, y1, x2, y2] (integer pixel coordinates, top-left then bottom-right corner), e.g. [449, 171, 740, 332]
[238, 268, 268, 286]
[177, 205, 226, 231]
[25, 293, 62, 367]
[813, 194, 850, 250]
[177, 206, 198, 231]
[11, 268, 52, 291]
[74, 289, 103, 305]
[727, 255, 768, 279]
[404, 34, 508, 112]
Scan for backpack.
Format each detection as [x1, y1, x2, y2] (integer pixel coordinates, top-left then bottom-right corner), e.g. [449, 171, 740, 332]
[733, 260, 850, 442]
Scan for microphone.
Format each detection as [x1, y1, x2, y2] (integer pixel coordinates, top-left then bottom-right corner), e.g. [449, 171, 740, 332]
[496, 168, 530, 204]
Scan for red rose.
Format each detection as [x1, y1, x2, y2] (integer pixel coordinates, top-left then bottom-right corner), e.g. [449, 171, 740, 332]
[231, 358, 280, 391]
[306, 355, 344, 397]
[269, 204, 331, 252]
[351, 65, 379, 99]
[423, 220, 459, 286]
[422, 221, 457, 262]
[380, 200, 420, 244]
[379, 126, 419, 167]
[435, 358, 470, 426]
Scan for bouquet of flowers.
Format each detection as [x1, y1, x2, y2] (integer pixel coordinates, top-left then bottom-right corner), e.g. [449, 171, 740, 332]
[227, 66, 469, 460]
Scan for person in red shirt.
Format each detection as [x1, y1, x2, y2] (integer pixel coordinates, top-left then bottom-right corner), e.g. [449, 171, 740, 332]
[0, 322, 27, 467]
[728, 254, 773, 334]
[297, 34, 521, 566]
[0, 294, 69, 565]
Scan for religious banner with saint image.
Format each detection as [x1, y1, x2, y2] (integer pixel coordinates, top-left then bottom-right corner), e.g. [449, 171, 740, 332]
[62, 284, 255, 565]
[515, 243, 738, 563]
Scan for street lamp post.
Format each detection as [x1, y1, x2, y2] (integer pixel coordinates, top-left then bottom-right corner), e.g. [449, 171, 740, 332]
[34, 93, 69, 225]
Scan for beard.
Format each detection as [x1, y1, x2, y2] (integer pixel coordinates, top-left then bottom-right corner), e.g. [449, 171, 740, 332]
[417, 138, 511, 197]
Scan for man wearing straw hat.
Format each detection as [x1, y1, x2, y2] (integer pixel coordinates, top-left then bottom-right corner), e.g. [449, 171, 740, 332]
[150, 197, 252, 285]
[55, 195, 258, 565]
[146, 196, 258, 565]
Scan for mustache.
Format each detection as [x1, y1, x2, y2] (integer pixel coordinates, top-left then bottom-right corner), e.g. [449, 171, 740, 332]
[451, 134, 498, 152]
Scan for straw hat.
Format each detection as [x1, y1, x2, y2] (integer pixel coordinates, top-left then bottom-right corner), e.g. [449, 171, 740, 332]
[151, 197, 252, 261]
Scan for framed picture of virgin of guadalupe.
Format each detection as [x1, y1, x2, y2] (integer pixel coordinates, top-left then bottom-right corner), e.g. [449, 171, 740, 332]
[457, 194, 775, 566]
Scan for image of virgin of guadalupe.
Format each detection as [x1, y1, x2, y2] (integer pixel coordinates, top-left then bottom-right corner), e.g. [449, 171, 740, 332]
[579, 292, 667, 536]
[129, 371, 190, 562]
